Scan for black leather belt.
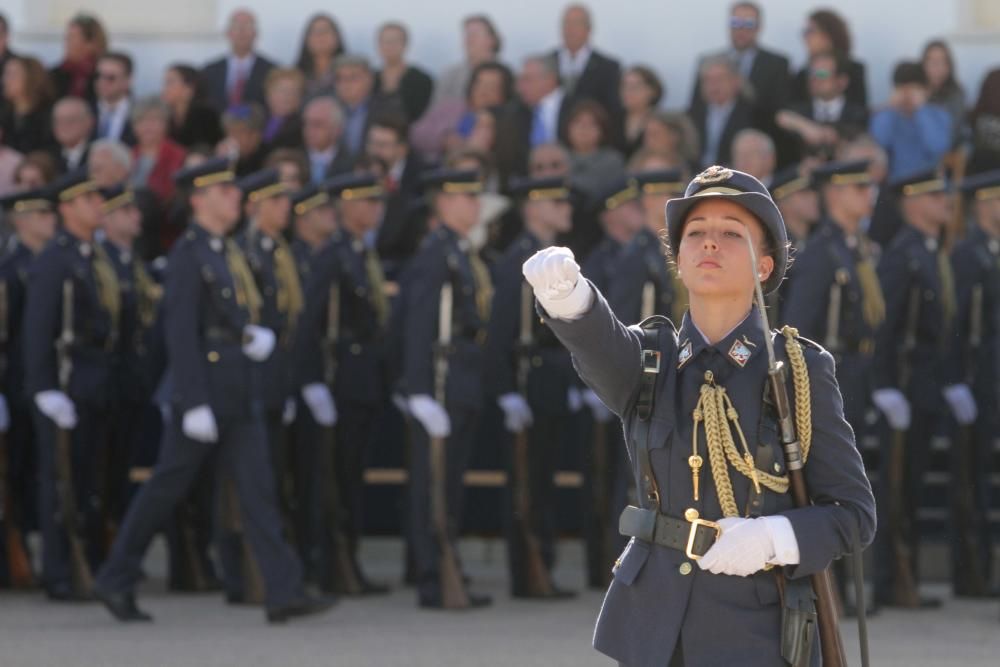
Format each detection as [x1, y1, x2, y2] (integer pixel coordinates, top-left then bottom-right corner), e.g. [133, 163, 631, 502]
[619, 505, 721, 560]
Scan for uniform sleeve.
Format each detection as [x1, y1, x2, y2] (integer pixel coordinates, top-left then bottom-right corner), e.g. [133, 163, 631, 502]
[779, 344, 877, 579]
[402, 250, 447, 398]
[873, 246, 910, 389]
[946, 244, 977, 385]
[781, 241, 834, 341]
[483, 258, 521, 398]
[540, 281, 642, 417]
[22, 252, 67, 396]
[292, 246, 338, 388]
[164, 246, 210, 413]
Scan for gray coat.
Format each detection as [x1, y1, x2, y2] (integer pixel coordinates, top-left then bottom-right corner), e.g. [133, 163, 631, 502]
[542, 284, 876, 667]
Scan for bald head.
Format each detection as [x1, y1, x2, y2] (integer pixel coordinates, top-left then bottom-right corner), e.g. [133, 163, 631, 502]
[731, 129, 775, 182]
[561, 4, 592, 53]
[52, 97, 95, 148]
[302, 96, 344, 152]
[227, 8, 257, 57]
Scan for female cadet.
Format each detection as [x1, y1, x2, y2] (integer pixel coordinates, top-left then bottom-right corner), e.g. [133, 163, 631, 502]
[522, 166, 876, 666]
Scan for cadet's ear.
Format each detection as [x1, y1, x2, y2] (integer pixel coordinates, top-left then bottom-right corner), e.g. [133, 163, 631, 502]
[757, 254, 774, 282]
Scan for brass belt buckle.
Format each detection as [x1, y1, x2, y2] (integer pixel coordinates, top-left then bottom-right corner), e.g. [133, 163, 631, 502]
[686, 518, 721, 560]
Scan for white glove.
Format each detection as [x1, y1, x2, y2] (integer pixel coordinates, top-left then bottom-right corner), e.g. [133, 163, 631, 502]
[301, 383, 337, 426]
[408, 394, 451, 438]
[392, 393, 410, 416]
[567, 386, 583, 413]
[872, 388, 911, 430]
[943, 384, 977, 426]
[182, 404, 218, 443]
[522, 247, 593, 320]
[0, 394, 9, 433]
[698, 516, 799, 577]
[582, 389, 613, 423]
[242, 325, 276, 361]
[498, 392, 533, 433]
[34, 390, 77, 429]
[282, 397, 297, 425]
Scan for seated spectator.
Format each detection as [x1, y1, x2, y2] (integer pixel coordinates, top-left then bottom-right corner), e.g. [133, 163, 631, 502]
[0, 56, 54, 153]
[295, 13, 346, 99]
[922, 40, 967, 149]
[0, 13, 15, 76]
[640, 111, 700, 172]
[12, 151, 57, 190]
[969, 68, 1000, 175]
[262, 68, 305, 151]
[870, 61, 952, 181]
[566, 99, 625, 206]
[89, 138, 163, 258]
[161, 63, 223, 149]
[49, 13, 106, 102]
[688, 55, 757, 168]
[94, 52, 136, 145]
[218, 103, 267, 177]
[620, 65, 664, 159]
[434, 15, 505, 105]
[792, 9, 867, 108]
[528, 142, 571, 179]
[776, 50, 868, 161]
[50, 96, 95, 173]
[130, 97, 186, 209]
[265, 148, 309, 189]
[374, 22, 434, 123]
[0, 126, 21, 196]
[301, 96, 354, 184]
[88, 138, 132, 188]
[334, 55, 400, 156]
[201, 9, 276, 111]
[730, 128, 776, 185]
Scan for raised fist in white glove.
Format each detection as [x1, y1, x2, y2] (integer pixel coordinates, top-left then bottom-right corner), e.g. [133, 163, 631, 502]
[182, 404, 218, 443]
[522, 247, 592, 320]
[301, 383, 337, 426]
[498, 392, 533, 433]
[242, 324, 276, 361]
[698, 516, 799, 577]
[582, 389, 613, 423]
[942, 384, 977, 426]
[872, 388, 911, 431]
[0, 394, 9, 433]
[34, 390, 77, 429]
[408, 394, 451, 438]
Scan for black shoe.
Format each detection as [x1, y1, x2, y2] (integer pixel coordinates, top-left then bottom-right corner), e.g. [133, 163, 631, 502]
[419, 591, 493, 609]
[357, 576, 391, 596]
[94, 587, 153, 622]
[46, 585, 93, 602]
[266, 595, 337, 624]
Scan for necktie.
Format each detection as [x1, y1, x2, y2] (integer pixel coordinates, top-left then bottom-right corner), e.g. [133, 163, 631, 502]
[91, 243, 121, 349]
[364, 249, 389, 327]
[937, 250, 956, 339]
[273, 237, 305, 336]
[225, 239, 262, 324]
[98, 112, 111, 139]
[310, 155, 326, 185]
[530, 106, 547, 147]
[230, 62, 247, 107]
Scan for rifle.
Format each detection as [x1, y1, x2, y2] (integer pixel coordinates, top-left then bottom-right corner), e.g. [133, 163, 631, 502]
[54, 279, 93, 597]
[431, 283, 468, 608]
[220, 478, 264, 603]
[512, 282, 555, 596]
[320, 280, 362, 594]
[744, 236, 849, 667]
[0, 282, 34, 588]
[886, 286, 921, 607]
[823, 270, 847, 353]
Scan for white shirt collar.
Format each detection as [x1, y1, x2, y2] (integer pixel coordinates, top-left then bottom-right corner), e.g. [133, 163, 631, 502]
[813, 96, 846, 122]
[558, 45, 592, 78]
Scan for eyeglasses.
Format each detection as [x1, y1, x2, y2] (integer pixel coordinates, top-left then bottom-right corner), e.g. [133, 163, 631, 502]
[810, 68, 833, 80]
[729, 17, 758, 30]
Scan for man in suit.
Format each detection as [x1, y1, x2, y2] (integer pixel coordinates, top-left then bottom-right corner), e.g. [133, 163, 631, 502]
[302, 97, 354, 186]
[689, 56, 758, 169]
[201, 9, 277, 112]
[94, 53, 136, 147]
[551, 4, 622, 138]
[333, 55, 401, 158]
[51, 98, 94, 174]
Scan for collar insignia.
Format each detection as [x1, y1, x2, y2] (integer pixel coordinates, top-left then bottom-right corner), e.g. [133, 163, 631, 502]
[677, 340, 693, 369]
[728, 338, 752, 367]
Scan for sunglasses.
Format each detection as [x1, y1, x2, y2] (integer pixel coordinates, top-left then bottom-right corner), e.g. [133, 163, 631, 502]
[729, 17, 758, 30]
[531, 161, 567, 172]
[810, 68, 833, 80]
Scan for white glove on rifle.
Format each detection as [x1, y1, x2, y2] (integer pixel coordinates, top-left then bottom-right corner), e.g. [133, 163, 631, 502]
[698, 516, 800, 577]
[582, 389, 613, 424]
[301, 383, 337, 427]
[942, 383, 977, 426]
[871, 388, 911, 431]
[282, 397, 297, 425]
[567, 386, 583, 413]
[0, 394, 9, 433]
[182, 404, 218, 443]
[522, 247, 592, 321]
[408, 394, 450, 438]
[242, 324, 276, 361]
[392, 393, 410, 416]
[498, 392, 533, 433]
[34, 390, 77, 430]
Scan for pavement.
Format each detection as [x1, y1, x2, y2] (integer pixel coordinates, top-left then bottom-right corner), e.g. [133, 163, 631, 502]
[1, 537, 999, 666]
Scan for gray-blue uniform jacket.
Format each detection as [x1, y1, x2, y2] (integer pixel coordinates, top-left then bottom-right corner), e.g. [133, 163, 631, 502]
[950, 227, 999, 410]
[782, 220, 879, 425]
[0, 239, 33, 403]
[542, 284, 876, 666]
[606, 227, 675, 324]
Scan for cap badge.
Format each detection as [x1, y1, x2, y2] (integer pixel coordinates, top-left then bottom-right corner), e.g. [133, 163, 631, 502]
[694, 166, 734, 185]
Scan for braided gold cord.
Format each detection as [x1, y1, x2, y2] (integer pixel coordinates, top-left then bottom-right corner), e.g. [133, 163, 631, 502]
[780, 326, 812, 464]
[697, 379, 740, 518]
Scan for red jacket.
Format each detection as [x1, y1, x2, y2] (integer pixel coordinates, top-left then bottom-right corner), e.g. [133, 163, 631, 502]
[135, 139, 186, 205]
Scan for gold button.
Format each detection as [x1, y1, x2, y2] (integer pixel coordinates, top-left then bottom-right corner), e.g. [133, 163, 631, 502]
[207, 351, 220, 363]
[350, 343, 361, 355]
[773, 462, 782, 473]
[684, 508, 700, 522]
[679, 562, 693, 576]
[221, 287, 232, 298]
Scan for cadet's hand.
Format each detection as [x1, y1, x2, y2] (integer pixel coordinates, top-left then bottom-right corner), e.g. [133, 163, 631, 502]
[282, 397, 297, 425]
[301, 383, 337, 426]
[0, 394, 9, 433]
[582, 389, 613, 424]
[698, 516, 799, 577]
[242, 325, 277, 361]
[522, 247, 592, 320]
[408, 394, 451, 438]
[391, 393, 410, 416]
[182, 405, 218, 443]
[498, 392, 533, 433]
[942, 384, 977, 425]
[566, 386, 583, 413]
[871, 388, 911, 430]
[34, 390, 77, 430]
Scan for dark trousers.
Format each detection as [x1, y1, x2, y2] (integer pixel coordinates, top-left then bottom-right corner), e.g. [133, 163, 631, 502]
[335, 400, 378, 564]
[408, 405, 478, 603]
[96, 411, 303, 609]
[949, 404, 997, 594]
[505, 411, 565, 592]
[34, 403, 108, 591]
